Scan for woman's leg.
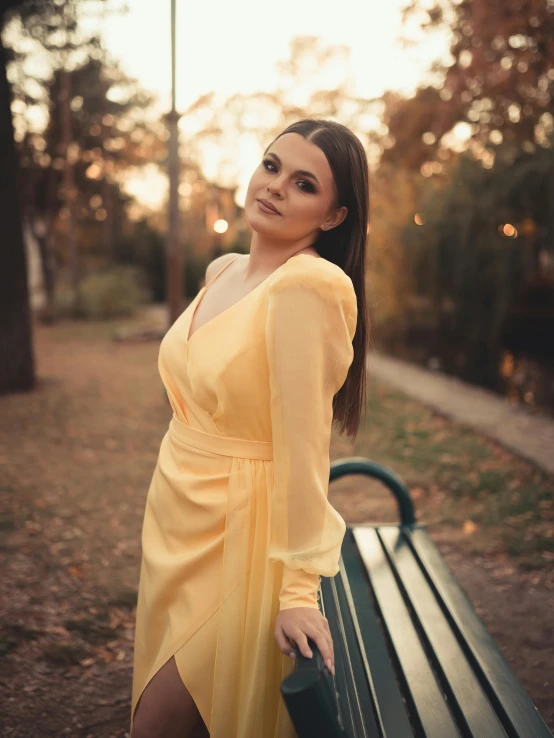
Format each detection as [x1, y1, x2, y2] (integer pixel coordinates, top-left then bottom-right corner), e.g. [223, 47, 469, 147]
[131, 655, 209, 738]
[190, 718, 210, 738]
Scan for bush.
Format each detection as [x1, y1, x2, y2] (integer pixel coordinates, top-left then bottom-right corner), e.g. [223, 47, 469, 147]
[114, 223, 167, 302]
[52, 282, 78, 319]
[53, 266, 152, 320]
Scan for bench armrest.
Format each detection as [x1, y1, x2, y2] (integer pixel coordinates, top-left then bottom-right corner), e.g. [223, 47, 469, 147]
[280, 637, 345, 738]
[330, 457, 416, 525]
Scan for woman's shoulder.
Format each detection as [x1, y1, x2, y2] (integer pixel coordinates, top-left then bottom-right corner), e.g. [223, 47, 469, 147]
[270, 253, 355, 296]
[269, 254, 357, 337]
[205, 251, 242, 284]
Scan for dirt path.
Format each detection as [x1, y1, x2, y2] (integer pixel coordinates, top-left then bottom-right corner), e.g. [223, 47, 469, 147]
[0, 315, 552, 736]
[0, 321, 166, 737]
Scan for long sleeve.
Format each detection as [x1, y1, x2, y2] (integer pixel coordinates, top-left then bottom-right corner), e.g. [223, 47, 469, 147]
[265, 263, 357, 611]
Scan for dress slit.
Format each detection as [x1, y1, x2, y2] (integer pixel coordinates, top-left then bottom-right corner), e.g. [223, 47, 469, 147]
[173, 604, 221, 731]
[131, 597, 220, 733]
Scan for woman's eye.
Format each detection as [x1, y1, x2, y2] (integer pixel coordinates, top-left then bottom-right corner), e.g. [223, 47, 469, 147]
[262, 160, 315, 193]
[297, 180, 315, 193]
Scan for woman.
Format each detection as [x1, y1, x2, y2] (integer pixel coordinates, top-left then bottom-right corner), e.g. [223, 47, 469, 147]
[130, 118, 370, 738]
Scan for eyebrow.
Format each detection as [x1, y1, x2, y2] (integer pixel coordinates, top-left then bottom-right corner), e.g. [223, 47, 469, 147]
[266, 152, 320, 185]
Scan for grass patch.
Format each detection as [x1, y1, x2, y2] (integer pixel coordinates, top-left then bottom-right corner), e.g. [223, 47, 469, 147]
[351, 376, 554, 570]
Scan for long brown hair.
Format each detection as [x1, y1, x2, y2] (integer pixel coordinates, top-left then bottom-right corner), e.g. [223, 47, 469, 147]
[266, 118, 371, 440]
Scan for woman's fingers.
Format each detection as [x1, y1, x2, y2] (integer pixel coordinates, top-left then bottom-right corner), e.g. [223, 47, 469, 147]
[317, 626, 335, 672]
[274, 623, 296, 658]
[274, 608, 335, 673]
[320, 629, 334, 670]
[323, 618, 335, 666]
[325, 633, 335, 664]
[292, 629, 312, 658]
[292, 626, 334, 673]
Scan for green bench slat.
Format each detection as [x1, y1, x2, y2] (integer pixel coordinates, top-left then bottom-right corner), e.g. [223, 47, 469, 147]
[339, 528, 415, 738]
[321, 568, 381, 737]
[353, 526, 462, 738]
[378, 526, 508, 737]
[405, 528, 553, 738]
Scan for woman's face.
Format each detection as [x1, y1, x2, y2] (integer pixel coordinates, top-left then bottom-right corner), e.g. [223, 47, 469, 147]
[244, 132, 347, 242]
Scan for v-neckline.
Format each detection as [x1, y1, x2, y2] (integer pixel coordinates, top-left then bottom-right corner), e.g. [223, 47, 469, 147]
[185, 252, 320, 346]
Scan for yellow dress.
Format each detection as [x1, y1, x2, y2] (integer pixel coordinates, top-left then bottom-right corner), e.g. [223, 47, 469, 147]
[130, 252, 358, 737]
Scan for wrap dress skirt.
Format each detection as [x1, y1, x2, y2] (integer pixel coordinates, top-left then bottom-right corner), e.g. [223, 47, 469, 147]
[130, 252, 358, 737]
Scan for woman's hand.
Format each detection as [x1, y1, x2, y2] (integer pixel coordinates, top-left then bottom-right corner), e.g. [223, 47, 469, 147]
[274, 607, 335, 675]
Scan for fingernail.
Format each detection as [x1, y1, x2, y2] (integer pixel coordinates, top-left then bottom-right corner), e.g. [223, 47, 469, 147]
[290, 652, 296, 659]
[307, 650, 313, 658]
[332, 665, 335, 675]
[326, 659, 331, 670]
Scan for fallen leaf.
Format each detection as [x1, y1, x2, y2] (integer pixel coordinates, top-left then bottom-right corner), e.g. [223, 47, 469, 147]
[463, 520, 478, 535]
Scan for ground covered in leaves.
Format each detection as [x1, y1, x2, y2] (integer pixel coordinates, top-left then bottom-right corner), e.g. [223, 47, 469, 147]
[1, 312, 553, 736]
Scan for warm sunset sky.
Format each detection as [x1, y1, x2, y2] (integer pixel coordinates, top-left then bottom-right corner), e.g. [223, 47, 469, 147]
[100, 0, 449, 110]
[95, 0, 452, 207]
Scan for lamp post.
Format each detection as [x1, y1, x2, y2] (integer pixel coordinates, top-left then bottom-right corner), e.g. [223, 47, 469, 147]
[166, 0, 182, 327]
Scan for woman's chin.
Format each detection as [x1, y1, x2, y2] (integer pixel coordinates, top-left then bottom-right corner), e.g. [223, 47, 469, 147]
[245, 210, 284, 236]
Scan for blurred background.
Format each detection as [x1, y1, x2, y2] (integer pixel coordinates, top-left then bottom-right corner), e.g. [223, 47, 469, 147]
[4, 0, 554, 409]
[1, 1, 553, 736]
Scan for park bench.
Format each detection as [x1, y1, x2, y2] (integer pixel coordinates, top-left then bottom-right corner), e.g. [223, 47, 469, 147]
[280, 458, 553, 738]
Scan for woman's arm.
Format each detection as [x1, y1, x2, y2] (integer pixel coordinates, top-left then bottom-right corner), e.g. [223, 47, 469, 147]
[265, 264, 357, 609]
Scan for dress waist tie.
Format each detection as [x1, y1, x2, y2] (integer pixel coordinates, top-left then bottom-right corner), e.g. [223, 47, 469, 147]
[169, 414, 273, 460]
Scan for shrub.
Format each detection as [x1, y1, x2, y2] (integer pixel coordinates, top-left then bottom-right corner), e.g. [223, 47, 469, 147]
[53, 266, 151, 320]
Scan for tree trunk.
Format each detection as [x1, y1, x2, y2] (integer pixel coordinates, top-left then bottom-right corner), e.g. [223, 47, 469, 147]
[0, 27, 35, 394]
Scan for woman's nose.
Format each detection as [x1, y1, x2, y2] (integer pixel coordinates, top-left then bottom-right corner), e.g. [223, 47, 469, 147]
[267, 177, 285, 196]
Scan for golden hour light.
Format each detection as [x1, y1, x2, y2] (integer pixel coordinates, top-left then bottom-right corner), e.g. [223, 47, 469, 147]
[3, 4, 554, 734]
[502, 223, 518, 237]
[521, 217, 536, 236]
[213, 219, 228, 234]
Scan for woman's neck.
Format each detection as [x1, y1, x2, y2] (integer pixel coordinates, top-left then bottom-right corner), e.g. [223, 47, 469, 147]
[245, 232, 320, 282]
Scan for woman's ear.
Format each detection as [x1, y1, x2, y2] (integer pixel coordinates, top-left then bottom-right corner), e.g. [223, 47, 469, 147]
[323, 205, 348, 231]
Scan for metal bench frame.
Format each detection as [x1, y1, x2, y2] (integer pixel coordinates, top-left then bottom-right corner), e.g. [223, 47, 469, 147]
[280, 457, 553, 738]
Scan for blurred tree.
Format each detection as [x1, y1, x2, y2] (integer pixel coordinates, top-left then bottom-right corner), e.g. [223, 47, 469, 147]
[5, 0, 110, 315]
[115, 218, 168, 303]
[5, 0, 163, 318]
[400, 0, 554, 155]
[366, 0, 554, 396]
[377, 86, 460, 172]
[402, 136, 554, 385]
[15, 56, 162, 317]
[0, 0, 34, 393]
[366, 162, 424, 340]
